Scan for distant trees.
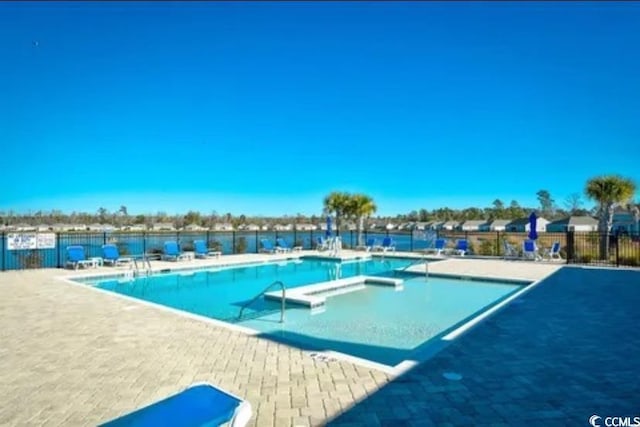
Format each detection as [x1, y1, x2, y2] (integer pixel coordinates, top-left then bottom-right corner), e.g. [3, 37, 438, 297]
[347, 194, 377, 246]
[323, 191, 352, 235]
[536, 190, 555, 218]
[322, 192, 378, 244]
[563, 193, 584, 215]
[585, 175, 636, 259]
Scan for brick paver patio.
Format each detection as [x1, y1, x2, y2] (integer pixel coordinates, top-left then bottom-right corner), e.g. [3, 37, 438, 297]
[1, 255, 636, 426]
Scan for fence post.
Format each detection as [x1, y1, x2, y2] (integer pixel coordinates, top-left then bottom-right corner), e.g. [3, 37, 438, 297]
[294, 229, 297, 247]
[1, 232, 5, 271]
[255, 230, 259, 253]
[56, 233, 61, 268]
[310, 230, 313, 250]
[206, 230, 210, 245]
[615, 234, 620, 267]
[142, 231, 147, 255]
[566, 231, 574, 264]
[232, 231, 236, 254]
[496, 231, 500, 256]
[410, 230, 414, 252]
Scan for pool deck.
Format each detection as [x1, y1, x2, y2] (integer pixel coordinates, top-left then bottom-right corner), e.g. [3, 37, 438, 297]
[1, 252, 638, 426]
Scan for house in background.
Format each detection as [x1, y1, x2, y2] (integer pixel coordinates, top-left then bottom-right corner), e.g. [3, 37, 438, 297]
[151, 222, 176, 231]
[479, 219, 511, 232]
[239, 224, 260, 231]
[87, 223, 116, 232]
[506, 217, 550, 233]
[439, 221, 460, 230]
[459, 220, 486, 231]
[213, 223, 234, 231]
[611, 206, 640, 234]
[182, 223, 207, 231]
[295, 223, 315, 231]
[546, 216, 599, 232]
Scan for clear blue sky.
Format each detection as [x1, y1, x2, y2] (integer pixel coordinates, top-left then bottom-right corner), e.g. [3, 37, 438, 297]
[1, 2, 639, 216]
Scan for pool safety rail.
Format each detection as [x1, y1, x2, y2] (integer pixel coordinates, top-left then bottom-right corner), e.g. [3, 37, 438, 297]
[132, 257, 152, 277]
[1, 230, 639, 270]
[238, 280, 286, 323]
[396, 257, 430, 279]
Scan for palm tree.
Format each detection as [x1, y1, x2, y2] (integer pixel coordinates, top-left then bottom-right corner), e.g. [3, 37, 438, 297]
[323, 191, 351, 236]
[585, 175, 636, 259]
[118, 205, 128, 227]
[347, 194, 377, 246]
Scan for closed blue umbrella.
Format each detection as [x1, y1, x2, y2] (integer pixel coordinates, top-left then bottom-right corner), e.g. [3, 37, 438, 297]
[326, 216, 332, 238]
[528, 212, 538, 241]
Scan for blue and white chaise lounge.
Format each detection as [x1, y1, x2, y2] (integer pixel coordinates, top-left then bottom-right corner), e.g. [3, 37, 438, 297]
[162, 241, 191, 261]
[65, 245, 93, 270]
[193, 240, 222, 259]
[276, 238, 302, 252]
[102, 244, 134, 266]
[98, 382, 252, 427]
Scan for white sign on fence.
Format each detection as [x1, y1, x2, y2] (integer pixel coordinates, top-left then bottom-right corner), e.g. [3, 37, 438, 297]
[36, 233, 56, 249]
[7, 233, 56, 250]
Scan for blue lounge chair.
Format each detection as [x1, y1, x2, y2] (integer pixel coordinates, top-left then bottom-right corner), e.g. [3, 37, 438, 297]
[365, 237, 377, 252]
[522, 239, 541, 261]
[193, 240, 222, 259]
[102, 244, 133, 266]
[66, 245, 93, 270]
[163, 241, 190, 261]
[380, 237, 396, 253]
[315, 236, 329, 251]
[433, 238, 447, 256]
[260, 239, 283, 254]
[276, 238, 301, 252]
[544, 241, 562, 260]
[98, 382, 252, 427]
[454, 239, 468, 256]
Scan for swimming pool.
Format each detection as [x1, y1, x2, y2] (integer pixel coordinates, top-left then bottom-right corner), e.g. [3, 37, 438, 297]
[81, 258, 524, 367]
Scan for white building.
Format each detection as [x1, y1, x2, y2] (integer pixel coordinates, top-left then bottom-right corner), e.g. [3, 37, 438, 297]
[459, 220, 486, 231]
[479, 219, 511, 232]
[546, 216, 599, 232]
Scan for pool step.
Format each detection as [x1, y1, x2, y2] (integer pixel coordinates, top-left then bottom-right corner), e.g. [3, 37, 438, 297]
[264, 275, 403, 309]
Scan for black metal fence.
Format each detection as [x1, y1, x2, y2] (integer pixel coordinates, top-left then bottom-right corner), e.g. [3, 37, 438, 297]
[1, 229, 639, 271]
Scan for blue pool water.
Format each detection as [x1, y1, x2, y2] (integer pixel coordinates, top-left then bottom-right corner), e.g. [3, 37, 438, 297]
[86, 258, 523, 366]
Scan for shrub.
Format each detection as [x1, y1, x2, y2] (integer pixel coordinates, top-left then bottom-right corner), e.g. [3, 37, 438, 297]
[478, 240, 495, 256]
[208, 240, 222, 252]
[618, 256, 640, 267]
[579, 254, 594, 264]
[235, 237, 247, 254]
[116, 242, 129, 255]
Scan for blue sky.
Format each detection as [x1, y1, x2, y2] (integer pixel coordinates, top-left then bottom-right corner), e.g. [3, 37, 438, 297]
[1, 2, 639, 216]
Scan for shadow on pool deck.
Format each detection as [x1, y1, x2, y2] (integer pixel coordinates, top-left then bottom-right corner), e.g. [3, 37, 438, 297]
[327, 267, 640, 426]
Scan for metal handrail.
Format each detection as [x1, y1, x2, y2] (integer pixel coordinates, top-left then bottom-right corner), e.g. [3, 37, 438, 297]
[398, 257, 429, 279]
[132, 256, 153, 277]
[238, 280, 286, 323]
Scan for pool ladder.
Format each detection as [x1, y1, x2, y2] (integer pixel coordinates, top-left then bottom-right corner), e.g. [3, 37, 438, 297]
[238, 280, 286, 323]
[132, 257, 153, 277]
[397, 257, 429, 279]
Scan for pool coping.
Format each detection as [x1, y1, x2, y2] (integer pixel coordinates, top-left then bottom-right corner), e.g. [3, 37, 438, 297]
[59, 257, 557, 377]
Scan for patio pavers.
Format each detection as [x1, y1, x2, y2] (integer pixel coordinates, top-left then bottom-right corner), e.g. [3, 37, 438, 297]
[0, 257, 636, 426]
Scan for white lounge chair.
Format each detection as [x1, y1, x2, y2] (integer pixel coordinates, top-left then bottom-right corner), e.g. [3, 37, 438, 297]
[503, 240, 519, 259]
[543, 241, 562, 260]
